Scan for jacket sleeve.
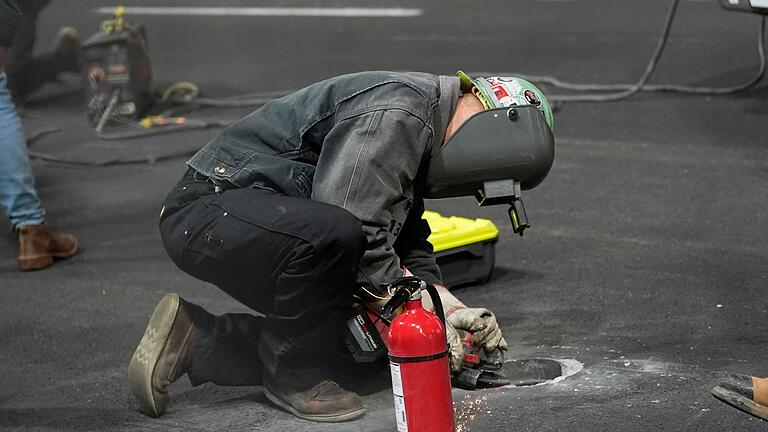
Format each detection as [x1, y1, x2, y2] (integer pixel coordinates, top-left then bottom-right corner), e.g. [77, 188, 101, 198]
[311, 107, 433, 291]
[0, 0, 21, 48]
[393, 197, 442, 285]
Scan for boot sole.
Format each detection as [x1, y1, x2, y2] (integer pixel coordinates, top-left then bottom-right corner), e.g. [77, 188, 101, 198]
[712, 385, 768, 421]
[263, 387, 365, 423]
[17, 238, 79, 271]
[128, 293, 180, 417]
[17, 255, 53, 271]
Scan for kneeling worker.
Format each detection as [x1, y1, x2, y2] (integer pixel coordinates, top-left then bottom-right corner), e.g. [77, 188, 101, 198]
[128, 70, 554, 422]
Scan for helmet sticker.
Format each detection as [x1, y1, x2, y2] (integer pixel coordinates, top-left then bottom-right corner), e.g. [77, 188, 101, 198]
[492, 85, 510, 100]
[524, 90, 541, 107]
[511, 82, 523, 94]
[510, 95, 528, 106]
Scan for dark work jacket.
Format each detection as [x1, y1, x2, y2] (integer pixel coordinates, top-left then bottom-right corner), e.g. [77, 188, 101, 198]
[0, 0, 21, 48]
[187, 71, 460, 291]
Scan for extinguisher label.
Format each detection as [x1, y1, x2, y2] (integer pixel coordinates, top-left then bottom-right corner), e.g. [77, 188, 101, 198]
[390, 362, 408, 431]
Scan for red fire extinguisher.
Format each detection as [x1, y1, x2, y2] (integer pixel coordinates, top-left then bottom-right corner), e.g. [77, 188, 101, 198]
[383, 277, 456, 432]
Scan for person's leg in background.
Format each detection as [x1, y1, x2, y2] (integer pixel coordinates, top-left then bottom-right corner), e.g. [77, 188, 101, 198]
[0, 71, 78, 270]
[5, 0, 80, 102]
[129, 171, 367, 421]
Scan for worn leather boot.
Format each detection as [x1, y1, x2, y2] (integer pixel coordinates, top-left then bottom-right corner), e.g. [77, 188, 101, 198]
[712, 374, 768, 421]
[128, 293, 195, 417]
[263, 376, 365, 422]
[17, 223, 78, 271]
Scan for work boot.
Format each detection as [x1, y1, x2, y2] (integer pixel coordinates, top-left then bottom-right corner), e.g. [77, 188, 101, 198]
[17, 223, 78, 271]
[263, 376, 365, 422]
[128, 293, 195, 417]
[711, 373, 768, 421]
[52, 26, 82, 74]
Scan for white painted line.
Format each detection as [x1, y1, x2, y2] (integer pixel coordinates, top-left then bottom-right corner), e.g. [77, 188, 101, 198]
[94, 6, 423, 18]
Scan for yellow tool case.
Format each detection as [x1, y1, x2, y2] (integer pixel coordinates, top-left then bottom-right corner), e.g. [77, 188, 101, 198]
[423, 211, 499, 288]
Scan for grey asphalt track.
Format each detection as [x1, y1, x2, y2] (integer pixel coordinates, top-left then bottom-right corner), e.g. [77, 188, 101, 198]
[1, 0, 767, 431]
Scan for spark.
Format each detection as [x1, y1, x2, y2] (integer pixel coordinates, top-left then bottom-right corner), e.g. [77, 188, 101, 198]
[454, 393, 490, 432]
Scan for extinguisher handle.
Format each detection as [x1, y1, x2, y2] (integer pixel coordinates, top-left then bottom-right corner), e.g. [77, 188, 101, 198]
[424, 284, 446, 327]
[381, 287, 411, 319]
[379, 278, 446, 327]
[381, 276, 424, 319]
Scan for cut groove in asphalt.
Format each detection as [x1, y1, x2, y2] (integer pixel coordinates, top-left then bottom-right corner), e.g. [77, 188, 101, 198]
[93, 7, 424, 18]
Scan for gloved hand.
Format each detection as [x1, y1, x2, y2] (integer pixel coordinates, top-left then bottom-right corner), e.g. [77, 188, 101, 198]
[446, 307, 508, 353]
[444, 319, 465, 373]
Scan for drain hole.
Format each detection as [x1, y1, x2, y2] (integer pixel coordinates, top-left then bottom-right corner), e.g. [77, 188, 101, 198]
[453, 358, 581, 390]
[503, 358, 565, 386]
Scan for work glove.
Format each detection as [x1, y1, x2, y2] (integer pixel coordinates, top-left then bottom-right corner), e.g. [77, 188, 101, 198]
[444, 319, 465, 373]
[446, 307, 508, 353]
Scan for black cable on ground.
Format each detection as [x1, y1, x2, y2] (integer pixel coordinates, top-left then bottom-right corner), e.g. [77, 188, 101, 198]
[472, 0, 766, 103]
[26, 92, 272, 165]
[27, 117, 230, 166]
[551, 0, 681, 102]
[88, 89, 292, 141]
[94, 118, 232, 140]
[158, 83, 292, 108]
[25, 126, 61, 146]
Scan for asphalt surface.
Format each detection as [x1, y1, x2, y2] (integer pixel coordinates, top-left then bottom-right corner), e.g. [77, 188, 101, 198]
[1, 0, 767, 431]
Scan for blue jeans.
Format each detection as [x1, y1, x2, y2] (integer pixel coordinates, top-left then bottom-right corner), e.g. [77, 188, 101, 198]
[0, 71, 45, 229]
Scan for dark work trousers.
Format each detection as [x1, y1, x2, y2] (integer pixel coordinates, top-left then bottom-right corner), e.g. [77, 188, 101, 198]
[6, 0, 76, 100]
[159, 168, 366, 390]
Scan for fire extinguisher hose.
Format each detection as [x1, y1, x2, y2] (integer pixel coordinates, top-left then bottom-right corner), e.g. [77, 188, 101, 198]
[424, 284, 446, 327]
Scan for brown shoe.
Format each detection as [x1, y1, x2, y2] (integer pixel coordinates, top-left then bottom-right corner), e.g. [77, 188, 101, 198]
[712, 373, 768, 421]
[17, 223, 78, 271]
[128, 293, 195, 417]
[264, 377, 365, 422]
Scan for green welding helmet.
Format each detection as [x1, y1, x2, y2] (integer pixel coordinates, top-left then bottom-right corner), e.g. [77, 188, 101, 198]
[423, 71, 555, 235]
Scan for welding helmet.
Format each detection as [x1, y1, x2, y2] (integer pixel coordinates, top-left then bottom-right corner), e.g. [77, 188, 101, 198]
[423, 71, 555, 234]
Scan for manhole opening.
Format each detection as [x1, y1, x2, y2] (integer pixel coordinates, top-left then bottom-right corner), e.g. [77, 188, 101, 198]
[502, 358, 582, 386]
